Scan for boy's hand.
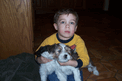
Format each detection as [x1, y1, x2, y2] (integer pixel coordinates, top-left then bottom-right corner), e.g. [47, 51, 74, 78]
[37, 56, 52, 64]
[58, 60, 78, 67]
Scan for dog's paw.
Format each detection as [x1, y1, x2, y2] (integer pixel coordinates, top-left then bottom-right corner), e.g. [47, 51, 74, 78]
[93, 67, 99, 76]
[93, 70, 99, 76]
[88, 67, 93, 72]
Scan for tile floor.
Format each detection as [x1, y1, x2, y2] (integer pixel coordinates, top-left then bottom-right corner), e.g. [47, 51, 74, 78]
[33, 10, 122, 81]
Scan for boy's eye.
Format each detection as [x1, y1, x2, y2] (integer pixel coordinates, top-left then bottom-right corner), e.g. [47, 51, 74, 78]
[61, 21, 65, 24]
[70, 22, 75, 24]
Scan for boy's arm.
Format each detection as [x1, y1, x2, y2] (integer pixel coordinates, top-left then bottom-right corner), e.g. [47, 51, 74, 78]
[58, 60, 78, 67]
[34, 38, 49, 64]
[76, 38, 90, 68]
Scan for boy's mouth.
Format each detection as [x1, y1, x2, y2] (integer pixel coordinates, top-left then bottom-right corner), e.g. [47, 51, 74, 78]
[65, 31, 70, 33]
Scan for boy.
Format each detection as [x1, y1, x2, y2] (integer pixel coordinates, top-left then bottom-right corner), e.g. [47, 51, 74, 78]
[35, 8, 90, 81]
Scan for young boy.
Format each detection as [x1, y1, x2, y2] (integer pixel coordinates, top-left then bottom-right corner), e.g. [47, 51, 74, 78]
[35, 8, 90, 81]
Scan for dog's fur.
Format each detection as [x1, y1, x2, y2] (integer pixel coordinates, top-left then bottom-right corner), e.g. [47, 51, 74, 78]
[35, 43, 99, 81]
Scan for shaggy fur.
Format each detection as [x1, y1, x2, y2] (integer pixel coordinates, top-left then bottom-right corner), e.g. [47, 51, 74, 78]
[35, 43, 99, 81]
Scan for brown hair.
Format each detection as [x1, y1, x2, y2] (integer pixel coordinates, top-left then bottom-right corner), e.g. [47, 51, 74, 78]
[54, 8, 79, 25]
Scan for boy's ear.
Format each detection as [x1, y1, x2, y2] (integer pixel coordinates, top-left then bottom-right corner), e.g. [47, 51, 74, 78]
[75, 26, 77, 32]
[53, 23, 58, 30]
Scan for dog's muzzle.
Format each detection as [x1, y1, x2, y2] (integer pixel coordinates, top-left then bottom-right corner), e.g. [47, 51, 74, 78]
[64, 54, 67, 59]
[58, 52, 72, 63]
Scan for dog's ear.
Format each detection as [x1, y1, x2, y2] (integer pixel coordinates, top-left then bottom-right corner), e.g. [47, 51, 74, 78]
[47, 44, 59, 53]
[34, 44, 59, 57]
[70, 45, 79, 60]
[71, 51, 79, 60]
[34, 45, 48, 57]
[65, 45, 79, 60]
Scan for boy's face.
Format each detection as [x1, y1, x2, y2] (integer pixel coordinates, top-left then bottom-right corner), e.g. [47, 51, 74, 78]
[54, 14, 77, 40]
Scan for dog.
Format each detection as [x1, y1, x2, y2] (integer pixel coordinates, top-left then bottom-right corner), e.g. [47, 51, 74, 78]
[35, 43, 99, 81]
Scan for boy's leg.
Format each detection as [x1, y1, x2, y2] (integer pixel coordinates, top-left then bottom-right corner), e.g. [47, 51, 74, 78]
[47, 70, 83, 81]
[47, 72, 59, 81]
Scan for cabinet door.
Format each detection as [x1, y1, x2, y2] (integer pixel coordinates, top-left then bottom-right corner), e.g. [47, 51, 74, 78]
[0, 0, 33, 59]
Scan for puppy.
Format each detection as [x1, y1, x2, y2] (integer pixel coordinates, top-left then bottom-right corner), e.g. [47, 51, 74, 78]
[35, 43, 99, 81]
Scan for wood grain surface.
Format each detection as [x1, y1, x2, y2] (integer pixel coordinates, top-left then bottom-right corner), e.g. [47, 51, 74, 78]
[0, 0, 34, 59]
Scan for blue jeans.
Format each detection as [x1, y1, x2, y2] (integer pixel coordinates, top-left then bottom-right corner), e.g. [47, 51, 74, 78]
[47, 70, 83, 81]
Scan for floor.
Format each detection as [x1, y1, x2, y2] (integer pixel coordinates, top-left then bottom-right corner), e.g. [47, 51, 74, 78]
[33, 10, 122, 81]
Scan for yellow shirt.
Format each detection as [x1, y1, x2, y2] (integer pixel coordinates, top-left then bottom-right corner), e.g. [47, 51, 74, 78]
[36, 33, 89, 68]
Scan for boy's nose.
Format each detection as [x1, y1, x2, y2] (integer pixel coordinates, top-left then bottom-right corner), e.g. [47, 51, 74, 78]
[65, 24, 70, 28]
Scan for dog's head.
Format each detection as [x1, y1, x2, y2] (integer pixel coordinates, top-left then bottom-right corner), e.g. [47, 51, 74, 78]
[56, 43, 73, 63]
[35, 43, 79, 62]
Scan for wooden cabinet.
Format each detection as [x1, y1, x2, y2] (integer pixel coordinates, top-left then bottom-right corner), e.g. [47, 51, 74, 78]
[0, 0, 34, 59]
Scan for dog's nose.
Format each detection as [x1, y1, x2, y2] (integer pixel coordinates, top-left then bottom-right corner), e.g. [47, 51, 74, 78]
[64, 55, 67, 59]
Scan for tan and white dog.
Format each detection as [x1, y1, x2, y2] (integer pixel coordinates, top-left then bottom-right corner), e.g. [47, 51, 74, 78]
[35, 43, 99, 81]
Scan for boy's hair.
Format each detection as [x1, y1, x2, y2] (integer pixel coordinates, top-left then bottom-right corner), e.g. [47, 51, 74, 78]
[54, 8, 79, 25]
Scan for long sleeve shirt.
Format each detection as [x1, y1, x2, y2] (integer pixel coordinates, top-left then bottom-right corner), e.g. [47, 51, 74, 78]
[35, 33, 90, 68]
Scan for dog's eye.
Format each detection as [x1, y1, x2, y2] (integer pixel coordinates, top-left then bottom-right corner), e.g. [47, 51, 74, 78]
[65, 46, 71, 54]
[58, 50, 61, 53]
[68, 51, 71, 54]
[55, 49, 61, 54]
